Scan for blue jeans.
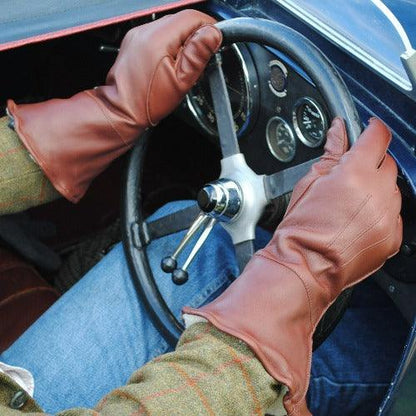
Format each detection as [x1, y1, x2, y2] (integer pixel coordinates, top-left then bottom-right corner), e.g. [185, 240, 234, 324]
[1, 202, 408, 415]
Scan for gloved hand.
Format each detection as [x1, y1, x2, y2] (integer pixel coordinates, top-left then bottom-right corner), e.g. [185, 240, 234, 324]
[184, 117, 402, 416]
[7, 10, 222, 203]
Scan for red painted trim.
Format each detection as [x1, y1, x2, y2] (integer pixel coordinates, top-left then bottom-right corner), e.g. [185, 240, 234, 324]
[0, 0, 206, 52]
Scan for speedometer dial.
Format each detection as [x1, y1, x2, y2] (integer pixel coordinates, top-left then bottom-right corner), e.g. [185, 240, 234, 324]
[186, 43, 257, 138]
[266, 117, 296, 162]
[293, 97, 327, 148]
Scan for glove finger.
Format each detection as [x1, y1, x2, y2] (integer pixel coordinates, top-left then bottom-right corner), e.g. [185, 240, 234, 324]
[321, 117, 349, 165]
[285, 117, 348, 213]
[149, 10, 218, 57]
[378, 153, 398, 191]
[176, 25, 222, 87]
[386, 180, 402, 256]
[393, 214, 403, 255]
[350, 118, 391, 168]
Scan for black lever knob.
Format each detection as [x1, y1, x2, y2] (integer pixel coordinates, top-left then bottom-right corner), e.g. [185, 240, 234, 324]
[197, 186, 217, 213]
[161, 256, 177, 273]
[172, 269, 189, 285]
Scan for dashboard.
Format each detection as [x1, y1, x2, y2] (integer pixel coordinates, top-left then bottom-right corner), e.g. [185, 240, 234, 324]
[183, 42, 329, 175]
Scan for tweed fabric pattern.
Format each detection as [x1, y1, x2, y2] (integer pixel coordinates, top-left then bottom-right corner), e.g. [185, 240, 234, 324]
[94, 322, 284, 416]
[0, 372, 41, 413]
[0, 323, 285, 415]
[0, 117, 59, 215]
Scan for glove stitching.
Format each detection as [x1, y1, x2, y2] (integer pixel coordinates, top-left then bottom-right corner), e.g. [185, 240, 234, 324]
[83, 91, 129, 146]
[286, 291, 344, 416]
[285, 205, 394, 416]
[261, 244, 333, 308]
[340, 228, 394, 269]
[146, 55, 175, 127]
[326, 193, 371, 249]
[255, 252, 315, 332]
[338, 203, 389, 255]
[182, 23, 217, 49]
[284, 154, 345, 218]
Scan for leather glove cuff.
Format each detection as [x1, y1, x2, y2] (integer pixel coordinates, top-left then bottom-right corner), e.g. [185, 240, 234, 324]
[184, 117, 402, 416]
[7, 93, 142, 202]
[184, 254, 320, 416]
[7, 10, 222, 203]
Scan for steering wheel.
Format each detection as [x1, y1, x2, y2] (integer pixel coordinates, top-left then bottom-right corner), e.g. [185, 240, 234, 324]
[122, 17, 362, 348]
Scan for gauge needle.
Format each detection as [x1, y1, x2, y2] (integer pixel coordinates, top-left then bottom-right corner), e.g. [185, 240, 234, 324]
[226, 84, 242, 96]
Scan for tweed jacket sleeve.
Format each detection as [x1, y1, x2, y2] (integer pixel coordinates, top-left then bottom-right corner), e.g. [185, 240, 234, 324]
[0, 116, 59, 215]
[0, 323, 285, 416]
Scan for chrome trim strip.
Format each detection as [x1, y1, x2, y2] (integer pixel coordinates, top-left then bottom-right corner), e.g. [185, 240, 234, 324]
[274, 0, 412, 91]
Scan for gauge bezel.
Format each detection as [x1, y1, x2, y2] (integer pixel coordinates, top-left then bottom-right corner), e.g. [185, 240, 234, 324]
[266, 116, 296, 163]
[268, 59, 288, 98]
[185, 43, 258, 138]
[292, 97, 328, 148]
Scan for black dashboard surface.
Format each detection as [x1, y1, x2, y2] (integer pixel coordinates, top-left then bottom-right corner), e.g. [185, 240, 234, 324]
[184, 42, 329, 176]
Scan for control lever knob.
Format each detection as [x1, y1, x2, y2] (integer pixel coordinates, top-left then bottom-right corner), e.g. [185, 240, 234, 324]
[197, 186, 217, 213]
[172, 269, 189, 285]
[161, 256, 177, 273]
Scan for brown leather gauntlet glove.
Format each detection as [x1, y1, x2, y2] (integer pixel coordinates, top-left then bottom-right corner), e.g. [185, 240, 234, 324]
[184, 117, 402, 416]
[7, 10, 222, 202]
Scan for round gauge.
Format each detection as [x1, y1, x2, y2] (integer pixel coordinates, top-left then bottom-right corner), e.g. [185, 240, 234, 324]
[266, 117, 296, 163]
[186, 43, 257, 138]
[269, 60, 288, 97]
[293, 97, 328, 148]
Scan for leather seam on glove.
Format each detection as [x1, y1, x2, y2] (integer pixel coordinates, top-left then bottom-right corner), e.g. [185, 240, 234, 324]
[185, 117, 402, 416]
[83, 91, 129, 146]
[326, 193, 372, 249]
[255, 252, 315, 331]
[10, 107, 78, 200]
[146, 55, 173, 127]
[340, 230, 395, 270]
[338, 202, 390, 255]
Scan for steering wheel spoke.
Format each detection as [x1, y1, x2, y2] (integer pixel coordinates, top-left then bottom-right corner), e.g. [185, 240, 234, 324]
[208, 53, 241, 158]
[234, 239, 255, 273]
[143, 204, 201, 243]
[264, 158, 319, 200]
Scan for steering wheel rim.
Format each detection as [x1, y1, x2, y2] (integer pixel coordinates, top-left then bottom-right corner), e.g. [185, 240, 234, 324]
[122, 17, 362, 347]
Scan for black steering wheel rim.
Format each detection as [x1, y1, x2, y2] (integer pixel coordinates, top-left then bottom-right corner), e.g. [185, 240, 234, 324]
[122, 17, 362, 347]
